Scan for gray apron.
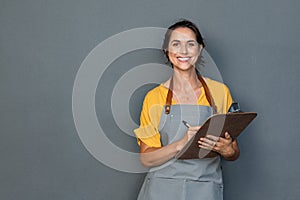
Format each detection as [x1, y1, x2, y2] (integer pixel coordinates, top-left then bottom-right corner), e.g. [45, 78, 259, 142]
[137, 105, 223, 200]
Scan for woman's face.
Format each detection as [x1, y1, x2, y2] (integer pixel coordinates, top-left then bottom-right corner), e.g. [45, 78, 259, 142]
[167, 27, 201, 70]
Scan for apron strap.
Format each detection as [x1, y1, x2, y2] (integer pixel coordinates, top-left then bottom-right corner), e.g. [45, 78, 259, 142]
[165, 74, 218, 114]
[198, 75, 218, 114]
[165, 77, 173, 114]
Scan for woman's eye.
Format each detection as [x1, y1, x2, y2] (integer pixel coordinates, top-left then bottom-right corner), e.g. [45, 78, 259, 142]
[188, 42, 196, 47]
[172, 43, 179, 47]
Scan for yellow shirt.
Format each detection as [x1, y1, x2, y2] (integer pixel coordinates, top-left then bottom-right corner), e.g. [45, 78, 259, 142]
[134, 78, 233, 147]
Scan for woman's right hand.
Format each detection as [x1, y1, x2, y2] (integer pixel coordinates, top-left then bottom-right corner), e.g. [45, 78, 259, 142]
[176, 126, 202, 151]
[140, 126, 201, 167]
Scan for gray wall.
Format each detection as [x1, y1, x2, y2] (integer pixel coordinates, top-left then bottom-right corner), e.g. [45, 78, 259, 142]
[1, 0, 299, 199]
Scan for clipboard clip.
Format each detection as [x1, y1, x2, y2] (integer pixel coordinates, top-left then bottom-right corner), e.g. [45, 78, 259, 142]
[228, 102, 242, 113]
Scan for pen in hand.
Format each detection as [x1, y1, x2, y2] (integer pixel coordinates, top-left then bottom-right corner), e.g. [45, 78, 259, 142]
[182, 120, 191, 128]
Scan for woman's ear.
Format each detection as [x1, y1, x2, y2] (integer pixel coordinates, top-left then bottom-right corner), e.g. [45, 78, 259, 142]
[163, 49, 169, 59]
[198, 45, 203, 56]
[199, 44, 204, 51]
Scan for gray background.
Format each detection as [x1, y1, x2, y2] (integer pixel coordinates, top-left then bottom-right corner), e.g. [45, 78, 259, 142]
[1, 0, 299, 199]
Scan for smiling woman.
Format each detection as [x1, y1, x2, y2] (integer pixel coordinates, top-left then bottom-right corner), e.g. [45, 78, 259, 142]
[162, 20, 205, 68]
[134, 19, 239, 200]
[167, 27, 201, 72]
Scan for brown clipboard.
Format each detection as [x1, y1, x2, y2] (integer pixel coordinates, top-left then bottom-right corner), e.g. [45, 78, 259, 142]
[175, 112, 257, 160]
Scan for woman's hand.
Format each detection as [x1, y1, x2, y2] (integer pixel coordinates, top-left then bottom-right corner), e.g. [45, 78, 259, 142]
[139, 126, 202, 167]
[198, 132, 240, 161]
[176, 126, 201, 151]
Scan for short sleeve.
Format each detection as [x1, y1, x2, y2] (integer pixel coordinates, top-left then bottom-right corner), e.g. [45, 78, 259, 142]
[134, 91, 164, 147]
[204, 78, 233, 114]
[222, 84, 233, 114]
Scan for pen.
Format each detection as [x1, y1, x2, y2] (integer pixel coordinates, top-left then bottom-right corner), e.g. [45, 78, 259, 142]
[182, 120, 191, 128]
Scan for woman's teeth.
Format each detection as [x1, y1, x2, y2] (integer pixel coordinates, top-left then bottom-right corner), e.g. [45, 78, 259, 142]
[177, 57, 190, 61]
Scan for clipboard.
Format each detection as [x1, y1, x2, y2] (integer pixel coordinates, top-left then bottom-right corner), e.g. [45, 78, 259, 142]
[175, 112, 257, 160]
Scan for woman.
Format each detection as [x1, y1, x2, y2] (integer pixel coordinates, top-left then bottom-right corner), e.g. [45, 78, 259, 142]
[134, 19, 240, 200]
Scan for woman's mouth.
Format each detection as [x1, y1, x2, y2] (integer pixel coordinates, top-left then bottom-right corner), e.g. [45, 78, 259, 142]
[177, 57, 191, 62]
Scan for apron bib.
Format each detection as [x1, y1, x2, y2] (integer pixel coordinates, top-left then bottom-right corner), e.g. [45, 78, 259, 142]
[137, 105, 223, 200]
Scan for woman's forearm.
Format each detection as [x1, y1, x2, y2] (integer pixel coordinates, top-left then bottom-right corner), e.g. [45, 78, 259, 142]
[139, 126, 200, 167]
[139, 141, 182, 168]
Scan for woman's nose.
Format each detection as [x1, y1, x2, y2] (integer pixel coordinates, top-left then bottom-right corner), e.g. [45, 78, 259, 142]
[179, 44, 188, 54]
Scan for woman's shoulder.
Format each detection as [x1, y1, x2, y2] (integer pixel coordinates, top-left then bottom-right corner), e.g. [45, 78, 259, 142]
[143, 84, 167, 104]
[204, 77, 230, 91]
[146, 84, 166, 96]
[204, 77, 233, 113]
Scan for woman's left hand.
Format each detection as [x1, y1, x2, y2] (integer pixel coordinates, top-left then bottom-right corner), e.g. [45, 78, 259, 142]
[198, 132, 239, 160]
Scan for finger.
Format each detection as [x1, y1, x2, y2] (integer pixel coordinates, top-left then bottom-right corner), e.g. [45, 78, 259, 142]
[201, 137, 218, 145]
[199, 138, 216, 147]
[223, 132, 233, 143]
[198, 144, 212, 151]
[188, 126, 202, 131]
[198, 141, 214, 150]
[199, 141, 219, 152]
[225, 132, 231, 139]
[205, 135, 220, 142]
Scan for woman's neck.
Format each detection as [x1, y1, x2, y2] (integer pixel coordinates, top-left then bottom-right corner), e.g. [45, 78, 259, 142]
[172, 68, 201, 90]
[165, 68, 201, 104]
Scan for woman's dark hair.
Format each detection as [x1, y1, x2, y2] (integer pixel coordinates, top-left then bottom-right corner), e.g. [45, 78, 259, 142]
[162, 19, 205, 67]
